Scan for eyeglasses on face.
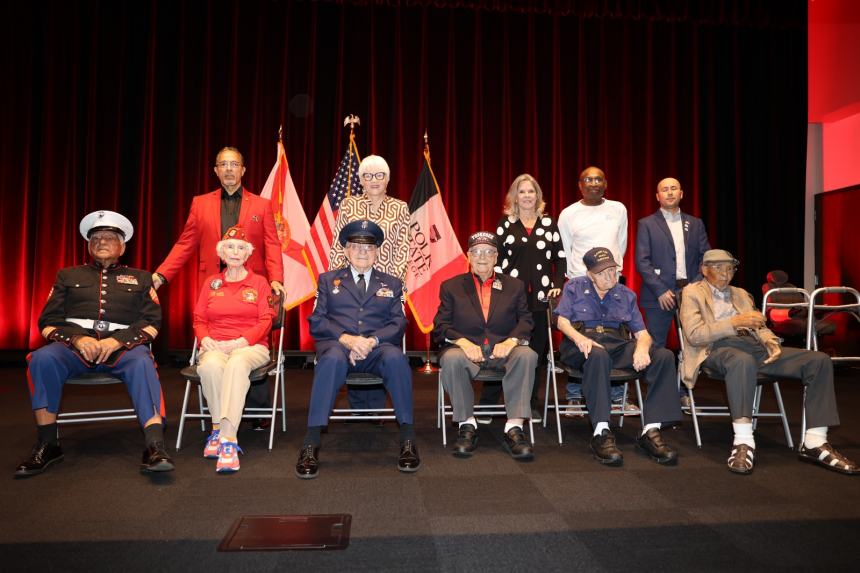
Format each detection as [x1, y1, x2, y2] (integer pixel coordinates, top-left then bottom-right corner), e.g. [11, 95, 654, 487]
[706, 263, 737, 273]
[216, 161, 242, 169]
[361, 172, 386, 181]
[469, 249, 497, 258]
[347, 243, 377, 252]
[581, 176, 605, 184]
[89, 234, 120, 244]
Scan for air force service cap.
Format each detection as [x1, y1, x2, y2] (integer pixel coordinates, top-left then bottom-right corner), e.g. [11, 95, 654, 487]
[338, 219, 384, 246]
[79, 210, 134, 242]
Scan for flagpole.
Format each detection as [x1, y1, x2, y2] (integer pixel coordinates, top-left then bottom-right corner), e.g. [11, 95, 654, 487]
[418, 129, 440, 374]
[343, 114, 360, 197]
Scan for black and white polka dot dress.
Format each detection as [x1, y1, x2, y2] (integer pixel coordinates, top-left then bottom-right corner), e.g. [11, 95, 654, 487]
[494, 214, 567, 310]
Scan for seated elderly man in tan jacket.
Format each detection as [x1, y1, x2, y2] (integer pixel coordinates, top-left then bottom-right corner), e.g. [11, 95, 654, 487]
[679, 249, 857, 476]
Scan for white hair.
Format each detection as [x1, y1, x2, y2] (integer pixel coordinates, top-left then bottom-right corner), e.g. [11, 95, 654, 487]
[358, 154, 390, 179]
[216, 238, 254, 261]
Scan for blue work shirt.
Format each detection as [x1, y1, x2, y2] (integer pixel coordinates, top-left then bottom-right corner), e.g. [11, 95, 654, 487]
[554, 276, 646, 334]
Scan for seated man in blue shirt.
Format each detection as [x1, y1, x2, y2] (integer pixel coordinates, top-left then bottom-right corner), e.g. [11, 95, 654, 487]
[555, 247, 682, 466]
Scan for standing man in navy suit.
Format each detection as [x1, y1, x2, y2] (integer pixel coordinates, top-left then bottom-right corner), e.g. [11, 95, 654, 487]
[635, 177, 711, 348]
[295, 220, 418, 479]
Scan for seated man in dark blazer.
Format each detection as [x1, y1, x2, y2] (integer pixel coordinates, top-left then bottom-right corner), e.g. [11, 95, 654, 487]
[295, 220, 419, 479]
[556, 247, 681, 467]
[433, 232, 537, 461]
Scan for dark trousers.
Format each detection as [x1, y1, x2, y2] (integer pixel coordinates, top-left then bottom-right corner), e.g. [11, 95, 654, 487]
[27, 343, 164, 426]
[307, 342, 413, 427]
[559, 334, 681, 425]
[479, 309, 547, 407]
[701, 337, 839, 427]
[643, 305, 687, 397]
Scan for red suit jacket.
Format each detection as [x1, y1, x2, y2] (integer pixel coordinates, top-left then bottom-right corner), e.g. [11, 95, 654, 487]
[156, 188, 284, 292]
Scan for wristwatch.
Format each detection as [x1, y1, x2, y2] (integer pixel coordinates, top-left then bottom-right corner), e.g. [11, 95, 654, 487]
[508, 337, 527, 346]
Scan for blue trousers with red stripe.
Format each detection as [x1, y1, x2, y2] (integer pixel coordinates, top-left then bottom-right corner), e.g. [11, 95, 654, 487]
[27, 343, 165, 426]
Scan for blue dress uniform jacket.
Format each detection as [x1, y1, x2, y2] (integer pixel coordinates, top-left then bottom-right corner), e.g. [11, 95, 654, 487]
[433, 273, 534, 355]
[38, 264, 161, 365]
[305, 267, 412, 427]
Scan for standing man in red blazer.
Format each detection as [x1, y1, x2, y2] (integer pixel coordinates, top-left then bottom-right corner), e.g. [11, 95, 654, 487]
[153, 147, 285, 427]
[152, 147, 284, 295]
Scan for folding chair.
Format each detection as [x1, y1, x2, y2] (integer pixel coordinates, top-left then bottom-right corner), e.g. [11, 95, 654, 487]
[437, 366, 535, 446]
[675, 308, 793, 449]
[542, 298, 644, 444]
[175, 294, 287, 451]
[57, 373, 140, 426]
[797, 286, 860, 440]
[327, 338, 407, 422]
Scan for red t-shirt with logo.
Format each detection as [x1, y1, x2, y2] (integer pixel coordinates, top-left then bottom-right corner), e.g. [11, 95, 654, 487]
[193, 270, 274, 347]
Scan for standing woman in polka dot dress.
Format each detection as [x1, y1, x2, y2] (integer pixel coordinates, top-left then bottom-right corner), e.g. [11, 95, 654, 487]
[477, 174, 567, 420]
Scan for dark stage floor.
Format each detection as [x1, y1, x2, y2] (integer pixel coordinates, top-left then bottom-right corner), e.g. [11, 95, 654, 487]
[1, 362, 859, 572]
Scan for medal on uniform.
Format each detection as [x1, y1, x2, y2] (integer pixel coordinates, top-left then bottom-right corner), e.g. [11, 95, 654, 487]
[492, 279, 502, 291]
[210, 278, 223, 290]
[332, 278, 341, 294]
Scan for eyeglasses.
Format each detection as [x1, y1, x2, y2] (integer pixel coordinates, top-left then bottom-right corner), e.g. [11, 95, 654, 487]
[469, 249, 497, 258]
[706, 263, 737, 273]
[216, 161, 242, 169]
[347, 243, 377, 252]
[89, 234, 120, 244]
[361, 172, 386, 181]
[580, 176, 605, 184]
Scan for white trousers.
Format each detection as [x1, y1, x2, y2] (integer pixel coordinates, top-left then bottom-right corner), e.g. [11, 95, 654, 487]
[197, 344, 270, 428]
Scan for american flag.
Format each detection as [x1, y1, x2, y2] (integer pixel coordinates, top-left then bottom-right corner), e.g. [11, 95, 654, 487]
[306, 136, 362, 278]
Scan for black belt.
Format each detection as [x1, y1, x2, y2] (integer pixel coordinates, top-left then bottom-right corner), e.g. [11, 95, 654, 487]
[582, 326, 622, 336]
[676, 279, 689, 288]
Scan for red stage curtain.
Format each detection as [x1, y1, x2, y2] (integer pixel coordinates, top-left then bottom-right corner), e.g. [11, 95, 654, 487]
[1, 0, 806, 354]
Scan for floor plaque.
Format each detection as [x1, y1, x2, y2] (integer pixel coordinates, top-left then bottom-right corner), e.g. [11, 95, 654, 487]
[218, 514, 352, 551]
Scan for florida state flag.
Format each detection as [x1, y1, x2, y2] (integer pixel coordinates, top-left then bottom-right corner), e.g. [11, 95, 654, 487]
[260, 139, 316, 310]
[405, 148, 467, 333]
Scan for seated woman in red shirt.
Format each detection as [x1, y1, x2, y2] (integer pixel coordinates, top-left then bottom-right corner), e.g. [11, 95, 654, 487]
[193, 226, 274, 473]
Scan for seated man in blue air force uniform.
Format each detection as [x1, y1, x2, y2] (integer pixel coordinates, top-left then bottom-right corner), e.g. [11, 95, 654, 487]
[555, 247, 681, 466]
[15, 210, 173, 478]
[295, 219, 418, 479]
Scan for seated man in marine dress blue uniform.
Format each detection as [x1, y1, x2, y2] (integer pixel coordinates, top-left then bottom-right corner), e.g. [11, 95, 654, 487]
[555, 247, 681, 467]
[15, 210, 173, 478]
[294, 219, 418, 479]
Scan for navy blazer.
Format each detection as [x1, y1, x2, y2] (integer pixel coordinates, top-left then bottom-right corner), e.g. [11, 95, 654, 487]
[308, 267, 407, 351]
[635, 210, 710, 309]
[433, 272, 534, 355]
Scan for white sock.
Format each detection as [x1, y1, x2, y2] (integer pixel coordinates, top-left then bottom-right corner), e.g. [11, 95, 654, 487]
[593, 421, 610, 436]
[641, 423, 661, 437]
[504, 422, 523, 433]
[460, 417, 477, 429]
[804, 426, 828, 449]
[732, 422, 755, 448]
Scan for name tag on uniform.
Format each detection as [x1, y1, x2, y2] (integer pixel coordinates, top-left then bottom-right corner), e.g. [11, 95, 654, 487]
[209, 291, 225, 297]
[375, 287, 394, 298]
[116, 275, 139, 285]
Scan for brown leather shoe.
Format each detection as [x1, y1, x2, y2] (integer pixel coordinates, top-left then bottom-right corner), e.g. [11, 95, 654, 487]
[798, 443, 860, 475]
[637, 428, 678, 465]
[590, 429, 623, 466]
[727, 444, 755, 475]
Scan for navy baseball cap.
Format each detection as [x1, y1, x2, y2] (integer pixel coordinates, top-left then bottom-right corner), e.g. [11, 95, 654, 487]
[583, 247, 617, 273]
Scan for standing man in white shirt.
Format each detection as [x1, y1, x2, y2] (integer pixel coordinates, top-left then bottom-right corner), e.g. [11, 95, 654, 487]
[557, 166, 633, 415]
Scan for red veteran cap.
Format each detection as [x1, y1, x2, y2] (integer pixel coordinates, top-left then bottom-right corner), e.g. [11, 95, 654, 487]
[222, 225, 247, 241]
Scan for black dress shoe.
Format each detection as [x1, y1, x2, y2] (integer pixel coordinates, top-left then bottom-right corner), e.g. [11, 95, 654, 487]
[295, 444, 320, 479]
[637, 428, 678, 465]
[453, 423, 478, 458]
[590, 429, 623, 466]
[503, 427, 534, 461]
[141, 442, 175, 473]
[14, 441, 64, 478]
[398, 440, 421, 472]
